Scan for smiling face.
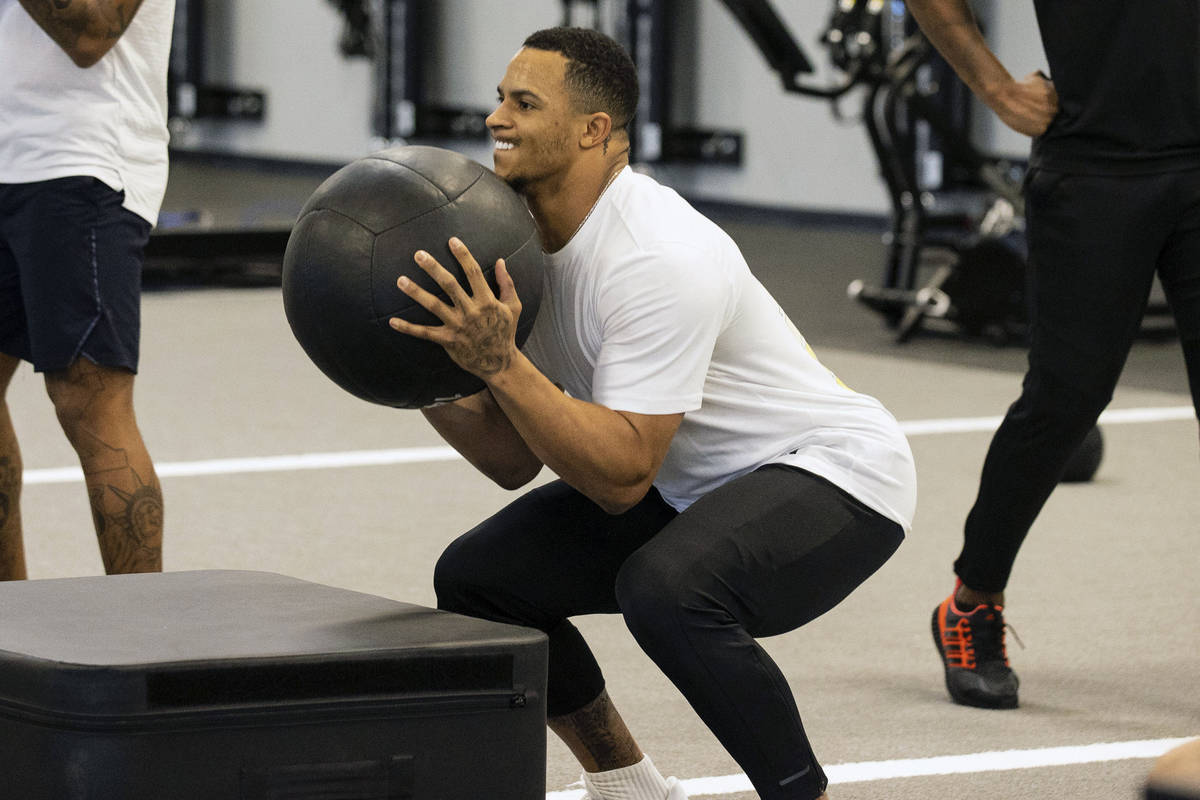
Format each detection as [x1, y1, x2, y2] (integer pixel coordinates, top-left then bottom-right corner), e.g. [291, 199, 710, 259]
[486, 47, 585, 193]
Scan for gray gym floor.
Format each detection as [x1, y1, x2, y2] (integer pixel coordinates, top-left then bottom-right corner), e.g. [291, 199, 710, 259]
[7, 204, 1197, 799]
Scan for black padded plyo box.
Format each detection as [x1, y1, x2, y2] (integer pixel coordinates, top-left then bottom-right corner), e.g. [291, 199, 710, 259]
[0, 570, 548, 799]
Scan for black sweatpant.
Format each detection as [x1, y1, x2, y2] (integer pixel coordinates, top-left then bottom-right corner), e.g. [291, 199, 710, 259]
[434, 464, 904, 800]
[957, 166, 1200, 592]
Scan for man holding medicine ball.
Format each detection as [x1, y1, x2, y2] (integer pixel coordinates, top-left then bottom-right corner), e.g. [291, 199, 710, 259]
[390, 27, 917, 800]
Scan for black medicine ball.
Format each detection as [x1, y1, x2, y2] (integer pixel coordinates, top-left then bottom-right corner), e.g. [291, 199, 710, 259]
[282, 146, 544, 408]
[1060, 425, 1104, 483]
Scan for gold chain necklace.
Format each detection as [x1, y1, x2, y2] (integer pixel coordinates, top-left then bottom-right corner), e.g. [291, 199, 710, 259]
[565, 163, 624, 246]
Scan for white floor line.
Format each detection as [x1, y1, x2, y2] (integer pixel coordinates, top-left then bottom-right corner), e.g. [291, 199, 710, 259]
[16, 403, 1195, 792]
[21, 405, 1195, 486]
[898, 404, 1194, 436]
[23, 446, 462, 485]
[545, 736, 1197, 799]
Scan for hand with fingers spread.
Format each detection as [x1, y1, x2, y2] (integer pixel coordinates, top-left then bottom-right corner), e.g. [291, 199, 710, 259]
[389, 237, 524, 380]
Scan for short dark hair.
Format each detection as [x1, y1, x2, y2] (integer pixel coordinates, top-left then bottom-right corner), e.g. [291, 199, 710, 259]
[522, 27, 639, 132]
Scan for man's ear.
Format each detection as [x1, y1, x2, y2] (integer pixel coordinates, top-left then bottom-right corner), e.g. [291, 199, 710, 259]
[580, 111, 614, 150]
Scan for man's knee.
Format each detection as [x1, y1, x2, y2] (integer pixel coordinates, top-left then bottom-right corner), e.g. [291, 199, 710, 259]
[615, 550, 692, 639]
[44, 359, 134, 439]
[432, 540, 471, 611]
[1014, 365, 1110, 432]
[432, 532, 501, 614]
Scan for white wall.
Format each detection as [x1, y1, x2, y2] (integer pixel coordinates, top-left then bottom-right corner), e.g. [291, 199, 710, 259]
[171, 0, 1047, 216]
[170, 0, 561, 167]
[973, 0, 1048, 157]
[173, 0, 374, 162]
[651, 1, 889, 214]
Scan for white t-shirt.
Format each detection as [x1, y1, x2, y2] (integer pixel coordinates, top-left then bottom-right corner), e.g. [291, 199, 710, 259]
[522, 167, 918, 531]
[0, 0, 174, 224]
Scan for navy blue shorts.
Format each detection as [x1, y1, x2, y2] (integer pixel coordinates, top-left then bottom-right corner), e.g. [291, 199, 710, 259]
[0, 176, 151, 373]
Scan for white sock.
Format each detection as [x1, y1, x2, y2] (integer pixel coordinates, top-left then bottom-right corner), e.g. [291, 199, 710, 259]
[582, 755, 672, 800]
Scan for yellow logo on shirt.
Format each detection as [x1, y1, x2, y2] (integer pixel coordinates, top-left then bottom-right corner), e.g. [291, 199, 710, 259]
[781, 307, 853, 392]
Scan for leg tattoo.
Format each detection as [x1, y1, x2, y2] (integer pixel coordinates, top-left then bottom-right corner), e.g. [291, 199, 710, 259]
[80, 433, 162, 574]
[47, 360, 163, 575]
[547, 689, 644, 773]
[89, 468, 163, 573]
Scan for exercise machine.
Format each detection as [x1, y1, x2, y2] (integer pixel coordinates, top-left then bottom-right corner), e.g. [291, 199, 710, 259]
[720, 0, 1030, 344]
[839, 7, 1031, 344]
[722, 0, 1175, 346]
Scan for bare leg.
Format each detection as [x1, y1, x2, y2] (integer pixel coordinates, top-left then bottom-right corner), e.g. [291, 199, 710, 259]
[548, 692, 830, 797]
[547, 689, 644, 773]
[0, 354, 26, 581]
[45, 358, 162, 574]
[957, 583, 1005, 608]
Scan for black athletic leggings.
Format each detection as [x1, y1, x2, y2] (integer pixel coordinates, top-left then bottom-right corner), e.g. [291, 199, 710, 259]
[434, 463, 904, 800]
[956, 166, 1200, 593]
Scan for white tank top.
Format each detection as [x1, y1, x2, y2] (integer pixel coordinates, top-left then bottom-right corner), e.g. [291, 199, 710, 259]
[0, 0, 175, 224]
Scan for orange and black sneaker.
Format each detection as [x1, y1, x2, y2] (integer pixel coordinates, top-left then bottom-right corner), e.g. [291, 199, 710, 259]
[931, 591, 1019, 709]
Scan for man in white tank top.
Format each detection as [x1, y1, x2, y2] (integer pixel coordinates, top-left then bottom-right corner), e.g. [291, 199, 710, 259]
[0, 0, 174, 580]
[391, 27, 917, 800]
